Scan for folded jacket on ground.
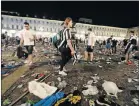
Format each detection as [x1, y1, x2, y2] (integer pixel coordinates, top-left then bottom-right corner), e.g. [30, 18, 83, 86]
[34, 92, 64, 106]
[28, 80, 57, 99]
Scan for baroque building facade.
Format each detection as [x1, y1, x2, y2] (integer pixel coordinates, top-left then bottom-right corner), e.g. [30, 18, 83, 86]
[2, 15, 129, 40]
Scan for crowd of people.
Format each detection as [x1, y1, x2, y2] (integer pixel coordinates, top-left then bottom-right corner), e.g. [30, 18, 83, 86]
[1, 17, 139, 76]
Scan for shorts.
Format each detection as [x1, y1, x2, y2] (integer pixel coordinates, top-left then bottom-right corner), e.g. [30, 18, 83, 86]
[106, 43, 111, 49]
[86, 46, 93, 52]
[125, 45, 137, 54]
[24, 45, 33, 55]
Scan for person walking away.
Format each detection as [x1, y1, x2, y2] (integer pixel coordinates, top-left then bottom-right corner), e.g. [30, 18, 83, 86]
[57, 17, 75, 76]
[20, 22, 36, 66]
[111, 39, 118, 54]
[105, 36, 113, 55]
[84, 28, 96, 62]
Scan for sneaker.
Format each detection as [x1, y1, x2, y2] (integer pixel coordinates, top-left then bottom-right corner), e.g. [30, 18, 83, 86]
[59, 71, 67, 76]
[73, 59, 77, 65]
[127, 61, 132, 65]
[63, 67, 67, 72]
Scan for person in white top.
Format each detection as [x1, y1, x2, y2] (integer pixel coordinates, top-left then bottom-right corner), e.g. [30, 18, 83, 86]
[20, 22, 36, 66]
[125, 31, 137, 64]
[84, 28, 96, 62]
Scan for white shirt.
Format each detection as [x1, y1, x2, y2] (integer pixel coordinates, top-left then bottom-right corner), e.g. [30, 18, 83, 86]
[20, 29, 35, 46]
[87, 32, 96, 46]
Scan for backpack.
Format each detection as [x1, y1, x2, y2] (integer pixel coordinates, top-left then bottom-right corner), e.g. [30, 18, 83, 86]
[2, 34, 6, 39]
[52, 30, 63, 48]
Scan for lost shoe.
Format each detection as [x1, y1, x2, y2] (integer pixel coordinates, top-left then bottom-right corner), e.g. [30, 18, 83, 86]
[59, 71, 67, 76]
[73, 59, 77, 65]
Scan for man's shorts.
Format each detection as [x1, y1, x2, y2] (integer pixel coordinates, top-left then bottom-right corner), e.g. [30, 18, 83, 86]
[86, 46, 93, 52]
[24, 45, 33, 55]
[125, 45, 138, 54]
[106, 43, 111, 49]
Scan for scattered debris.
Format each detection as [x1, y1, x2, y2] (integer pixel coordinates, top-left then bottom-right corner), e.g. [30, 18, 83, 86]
[3, 98, 11, 105]
[28, 80, 57, 99]
[57, 77, 62, 82]
[82, 85, 98, 96]
[91, 75, 100, 83]
[132, 98, 139, 105]
[58, 80, 67, 89]
[19, 103, 31, 106]
[102, 80, 123, 98]
[17, 84, 23, 88]
[128, 78, 133, 83]
[87, 80, 93, 85]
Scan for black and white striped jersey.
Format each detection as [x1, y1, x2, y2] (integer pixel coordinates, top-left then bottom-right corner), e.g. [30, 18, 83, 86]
[58, 27, 72, 49]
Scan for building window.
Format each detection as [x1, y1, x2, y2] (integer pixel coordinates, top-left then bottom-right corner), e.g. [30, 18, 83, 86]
[34, 27, 36, 31]
[12, 25, 14, 29]
[16, 25, 18, 29]
[34, 20, 36, 23]
[2, 17, 3, 20]
[11, 18, 13, 22]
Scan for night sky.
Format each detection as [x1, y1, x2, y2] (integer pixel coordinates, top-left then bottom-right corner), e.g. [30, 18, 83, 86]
[1, 1, 139, 28]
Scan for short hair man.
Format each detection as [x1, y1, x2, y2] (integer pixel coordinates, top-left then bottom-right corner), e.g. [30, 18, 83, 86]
[125, 31, 137, 65]
[20, 22, 36, 66]
[84, 28, 96, 62]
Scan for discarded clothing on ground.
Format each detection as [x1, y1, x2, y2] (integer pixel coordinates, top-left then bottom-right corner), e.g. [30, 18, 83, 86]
[19, 103, 31, 106]
[34, 92, 64, 106]
[82, 85, 99, 96]
[89, 95, 121, 106]
[54, 90, 81, 106]
[57, 80, 67, 89]
[28, 80, 57, 99]
[102, 80, 123, 98]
